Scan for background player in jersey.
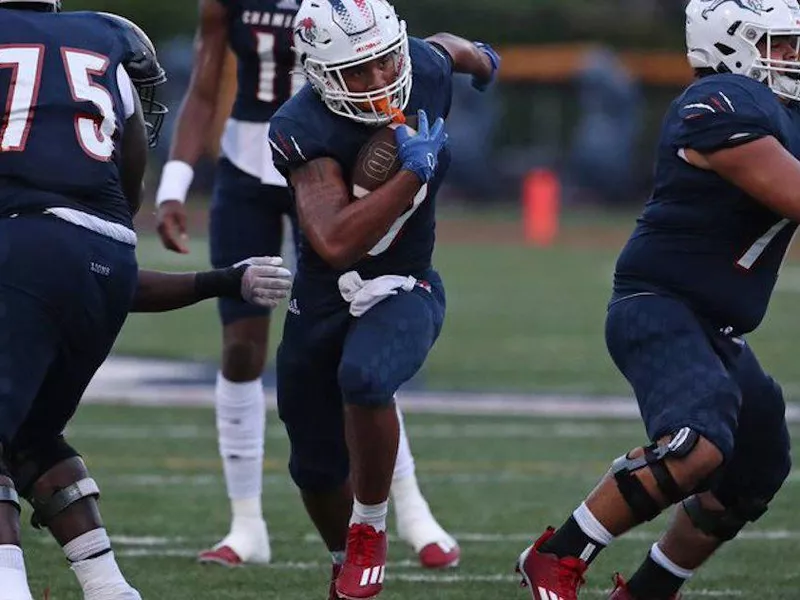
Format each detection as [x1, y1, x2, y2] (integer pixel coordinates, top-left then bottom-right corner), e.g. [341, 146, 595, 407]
[0, 3, 292, 599]
[515, 1, 800, 598]
[155, 0, 462, 570]
[268, 0, 500, 597]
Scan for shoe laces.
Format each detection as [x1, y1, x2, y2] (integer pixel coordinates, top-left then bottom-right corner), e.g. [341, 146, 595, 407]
[557, 556, 587, 596]
[347, 524, 381, 567]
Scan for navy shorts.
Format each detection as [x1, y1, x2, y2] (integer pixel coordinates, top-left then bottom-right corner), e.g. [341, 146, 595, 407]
[605, 293, 790, 499]
[276, 268, 446, 491]
[0, 215, 137, 449]
[209, 158, 298, 325]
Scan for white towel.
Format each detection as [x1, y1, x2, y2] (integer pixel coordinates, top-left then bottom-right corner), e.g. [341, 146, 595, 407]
[338, 271, 417, 317]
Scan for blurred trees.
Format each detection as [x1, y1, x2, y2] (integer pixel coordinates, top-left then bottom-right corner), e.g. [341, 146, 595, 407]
[68, 0, 685, 50]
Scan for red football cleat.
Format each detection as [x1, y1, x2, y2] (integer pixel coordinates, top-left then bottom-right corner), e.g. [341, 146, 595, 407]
[516, 527, 587, 600]
[197, 545, 243, 567]
[418, 540, 460, 569]
[335, 524, 388, 600]
[607, 573, 682, 599]
[328, 563, 343, 600]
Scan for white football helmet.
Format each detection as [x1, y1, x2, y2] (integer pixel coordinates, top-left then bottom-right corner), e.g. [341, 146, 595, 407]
[686, 0, 800, 101]
[0, 0, 60, 10]
[292, 0, 412, 125]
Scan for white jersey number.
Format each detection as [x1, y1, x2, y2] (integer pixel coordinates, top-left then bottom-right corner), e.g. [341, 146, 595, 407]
[0, 45, 44, 152]
[0, 45, 117, 160]
[255, 31, 303, 104]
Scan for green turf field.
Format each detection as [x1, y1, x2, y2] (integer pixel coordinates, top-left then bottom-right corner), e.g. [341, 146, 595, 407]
[118, 207, 800, 399]
[22, 405, 800, 599]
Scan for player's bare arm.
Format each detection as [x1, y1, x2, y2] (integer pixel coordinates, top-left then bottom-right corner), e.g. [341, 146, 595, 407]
[425, 33, 499, 88]
[169, 0, 229, 165]
[292, 157, 422, 269]
[131, 258, 292, 312]
[156, 0, 229, 253]
[688, 137, 800, 222]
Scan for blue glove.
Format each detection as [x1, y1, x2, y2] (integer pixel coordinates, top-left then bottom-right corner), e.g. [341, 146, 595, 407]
[395, 110, 448, 184]
[472, 41, 500, 92]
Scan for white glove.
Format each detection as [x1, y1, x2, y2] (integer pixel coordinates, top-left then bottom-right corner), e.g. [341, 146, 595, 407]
[236, 256, 293, 309]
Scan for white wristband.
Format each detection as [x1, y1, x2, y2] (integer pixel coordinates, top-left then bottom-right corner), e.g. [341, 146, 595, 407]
[155, 160, 195, 206]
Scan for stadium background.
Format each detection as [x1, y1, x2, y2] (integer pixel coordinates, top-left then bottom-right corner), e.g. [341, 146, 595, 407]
[25, 1, 800, 598]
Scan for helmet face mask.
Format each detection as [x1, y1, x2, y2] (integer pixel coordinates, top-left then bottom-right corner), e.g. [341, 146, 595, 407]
[686, 0, 800, 101]
[294, 0, 412, 125]
[752, 29, 800, 101]
[97, 12, 168, 148]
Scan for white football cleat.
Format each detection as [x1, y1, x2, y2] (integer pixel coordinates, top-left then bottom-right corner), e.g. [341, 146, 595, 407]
[197, 518, 271, 567]
[396, 512, 460, 569]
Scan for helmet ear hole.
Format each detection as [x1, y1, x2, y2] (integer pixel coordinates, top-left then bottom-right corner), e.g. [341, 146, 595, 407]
[714, 43, 737, 56]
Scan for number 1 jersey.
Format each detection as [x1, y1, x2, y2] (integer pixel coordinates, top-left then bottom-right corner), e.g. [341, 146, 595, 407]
[0, 10, 136, 227]
[220, 0, 302, 123]
[613, 73, 800, 334]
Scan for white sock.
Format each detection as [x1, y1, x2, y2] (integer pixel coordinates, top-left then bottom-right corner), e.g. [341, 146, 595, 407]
[391, 400, 431, 524]
[392, 401, 415, 481]
[0, 545, 33, 600]
[573, 502, 615, 546]
[215, 373, 266, 502]
[650, 543, 694, 580]
[390, 401, 455, 551]
[63, 528, 111, 562]
[70, 551, 141, 600]
[350, 499, 388, 533]
[231, 497, 262, 521]
[226, 497, 269, 547]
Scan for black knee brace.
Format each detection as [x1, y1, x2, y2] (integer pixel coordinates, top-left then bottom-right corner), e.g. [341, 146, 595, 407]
[683, 494, 768, 541]
[5, 436, 99, 528]
[612, 427, 700, 522]
[6, 435, 81, 496]
[0, 447, 20, 513]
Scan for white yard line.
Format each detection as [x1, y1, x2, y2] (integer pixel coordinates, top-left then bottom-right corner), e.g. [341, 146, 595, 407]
[67, 422, 648, 440]
[96, 529, 800, 548]
[83, 357, 800, 421]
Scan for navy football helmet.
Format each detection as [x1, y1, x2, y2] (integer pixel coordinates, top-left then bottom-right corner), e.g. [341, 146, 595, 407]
[98, 12, 168, 148]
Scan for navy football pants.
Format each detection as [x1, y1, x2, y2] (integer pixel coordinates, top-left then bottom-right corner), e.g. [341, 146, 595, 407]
[605, 293, 790, 505]
[0, 215, 137, 451]
[276, 269, 445, 492]
[209, 158, 298, 325]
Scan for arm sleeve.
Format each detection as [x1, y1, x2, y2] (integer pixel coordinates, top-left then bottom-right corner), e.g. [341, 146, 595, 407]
[673, 80, 778, 153]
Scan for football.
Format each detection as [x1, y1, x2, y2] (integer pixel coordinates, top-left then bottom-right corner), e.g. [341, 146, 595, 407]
[351, 115, 417, 199]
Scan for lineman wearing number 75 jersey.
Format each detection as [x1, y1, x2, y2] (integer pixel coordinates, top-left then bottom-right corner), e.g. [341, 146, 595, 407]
[516, 1, 800, 598]
[155, 0, 460, 570]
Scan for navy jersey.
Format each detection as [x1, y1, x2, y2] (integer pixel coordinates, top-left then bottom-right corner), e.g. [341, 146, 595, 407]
[613, 74, 800, 333]
[0, 10, 134, 226]
[218, 0, 301, 122]
[269, 37, 453, 283]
